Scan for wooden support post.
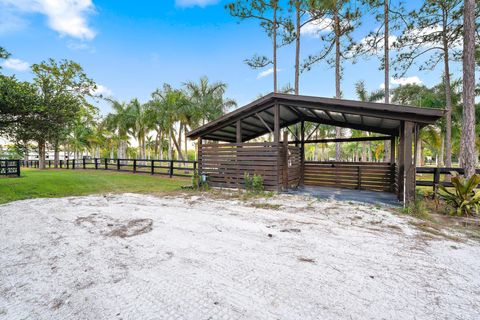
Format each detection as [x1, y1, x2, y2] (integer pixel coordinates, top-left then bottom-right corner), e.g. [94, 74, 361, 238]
[433, 167, 440, 197]
[397, 124, 404, 201]
[236, 120, 242, 143]
[105, 158, 108, 170]
[151, 160, 154, 175]
[83, 158, 86, 169]
[274, 104, 281, 191]
[72, 159, 75, 170]
[357, 166, 362, 189]
[169, 160, 174, 178]
[133, 159, 137, 173]
[197, 138, 202, 176]
[236, 120, 242, 189]
[117, 159, 120, 171]
[94, 158, 98, 170]
[283, 130, 289, 190]
[300, 120, 305, 187]
[16, 160, 20, 177]
[402, 121, 415, 204]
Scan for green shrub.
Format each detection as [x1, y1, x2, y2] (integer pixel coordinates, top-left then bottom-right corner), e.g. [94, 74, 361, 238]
[438, 171, 480, 216]
[192, 170, 209, 191]
[244, 172, 264, 194]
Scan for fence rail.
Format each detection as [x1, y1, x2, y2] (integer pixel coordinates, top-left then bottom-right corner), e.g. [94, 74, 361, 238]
[0, 159, 21, 177]
[23, 158, 197, 178]
[416, 167, 480, 192]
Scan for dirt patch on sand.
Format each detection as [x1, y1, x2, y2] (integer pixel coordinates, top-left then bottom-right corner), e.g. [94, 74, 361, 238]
[75, 214, 153, 238]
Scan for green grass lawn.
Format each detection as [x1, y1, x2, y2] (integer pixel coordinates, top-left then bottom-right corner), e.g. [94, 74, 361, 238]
[0, 168, 190, 204]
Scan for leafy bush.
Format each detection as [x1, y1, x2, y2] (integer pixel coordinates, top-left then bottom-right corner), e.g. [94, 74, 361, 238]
[192, 170, 209, 191]
[438, 171, 480, 216]
[244, 172, 264, 194]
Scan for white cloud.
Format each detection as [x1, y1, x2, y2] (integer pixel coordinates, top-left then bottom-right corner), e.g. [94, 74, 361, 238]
[380, 76, 422, 89]
[256, 68, 283, 79]
[402, 26, 462, 49]
[3, 58, 29, 71]
[0, 0, 96, 40]
[301, 18, 332, 38]
[93, 84, 112, 96]
[175, 0, 219, 8]
[358, 35, 398, 53]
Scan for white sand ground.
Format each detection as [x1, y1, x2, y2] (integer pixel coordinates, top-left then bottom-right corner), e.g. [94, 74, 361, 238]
[0, 193, 479, 320]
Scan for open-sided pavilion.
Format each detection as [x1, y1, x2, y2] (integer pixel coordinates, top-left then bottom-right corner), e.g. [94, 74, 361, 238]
[187, 93, 444, 203]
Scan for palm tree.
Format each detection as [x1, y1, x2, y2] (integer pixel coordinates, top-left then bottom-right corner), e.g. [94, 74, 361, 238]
[126, 98, 151, 160]
[104, 99, 131, 160]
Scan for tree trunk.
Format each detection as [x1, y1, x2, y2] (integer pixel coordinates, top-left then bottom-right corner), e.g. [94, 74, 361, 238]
[171, 130, 185, 161]
[38, 140, 46, 169]
[334, 7, 342, 161]
[24, 144, 29, 167]
[54, 141, 59, 168]
[416, 134, 422, 166]
[273, 0, 278, 93]
[168, 129, 173, 160]
[383, 0, 390, 162]
[184, 126, 189, 161]
[443, 16, 453, 169]
[294, 0, 301, 95]
[460, 0, 477, 178]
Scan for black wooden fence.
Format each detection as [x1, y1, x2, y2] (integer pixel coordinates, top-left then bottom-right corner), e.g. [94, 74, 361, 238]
[0, 159, 21, 177]
[23, 158, 197, 178]
[416, 167, 480, 193]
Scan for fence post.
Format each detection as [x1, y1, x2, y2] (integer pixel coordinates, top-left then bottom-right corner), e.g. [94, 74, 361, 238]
[60, 160, 63, 168]
[104, 158, 108, 170]
[117, 159, 120, 171]
[151, 160, 154, 175]
[66, 160, 69, 169]
[94, 158, 98, 170]
[433, 167, 440, 198]
[82, 158, 85, 169]
[48, 160, 51, 168]
[73, 159, 76, 169]
[357, 166, 362, 190]
[17, 160, 20, 177]
[169, 160, 174, 178]
[133, 159, 137, 173]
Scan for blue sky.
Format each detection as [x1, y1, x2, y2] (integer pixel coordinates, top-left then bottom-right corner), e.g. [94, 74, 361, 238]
[0, 0, 462, 114]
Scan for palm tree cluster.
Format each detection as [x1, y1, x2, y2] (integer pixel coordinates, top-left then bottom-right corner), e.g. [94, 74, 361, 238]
[69, 77, 236, 161]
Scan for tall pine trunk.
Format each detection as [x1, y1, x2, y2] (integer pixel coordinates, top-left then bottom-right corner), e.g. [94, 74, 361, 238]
[442, 15, 453, 169]
[294, 0, 301, 95]
[273, 0, 278, 93]
[460, 0, 477, 178]
[383, 0, 390, 162]
[334, 7, 342, 161]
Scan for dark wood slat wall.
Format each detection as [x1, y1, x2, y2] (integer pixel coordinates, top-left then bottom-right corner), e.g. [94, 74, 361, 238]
[303, 162, 396, 193]
[199, 142, 301, 191]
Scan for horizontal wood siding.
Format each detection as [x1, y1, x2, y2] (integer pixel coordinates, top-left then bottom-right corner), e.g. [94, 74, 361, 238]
[304, 162, 395, 193]
[200, 142, 283, 190]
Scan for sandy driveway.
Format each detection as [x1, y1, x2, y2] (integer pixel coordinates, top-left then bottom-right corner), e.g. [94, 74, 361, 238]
[0, 193, 479, 319]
